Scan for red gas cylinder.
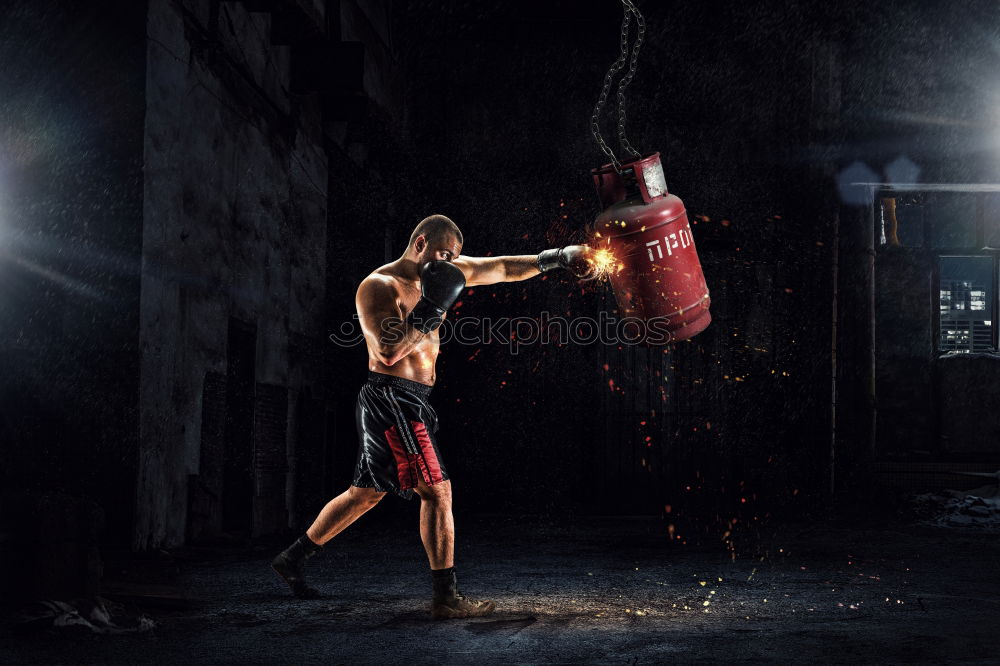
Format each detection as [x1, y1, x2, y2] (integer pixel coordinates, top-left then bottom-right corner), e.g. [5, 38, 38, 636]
[591, 153, 711, 342]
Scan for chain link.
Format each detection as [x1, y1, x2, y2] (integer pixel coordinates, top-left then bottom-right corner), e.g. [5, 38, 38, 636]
[590, 6, 631, 170]
[590, 0, 645, 172]
[616, 0, 644, 159]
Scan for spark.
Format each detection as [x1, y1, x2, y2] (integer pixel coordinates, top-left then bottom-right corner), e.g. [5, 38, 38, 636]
[588, 246, 622, 281]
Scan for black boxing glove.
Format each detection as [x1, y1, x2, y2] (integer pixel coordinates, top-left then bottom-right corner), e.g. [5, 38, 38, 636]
[537, 245, 594, 278]
[407, 260, 466, 333]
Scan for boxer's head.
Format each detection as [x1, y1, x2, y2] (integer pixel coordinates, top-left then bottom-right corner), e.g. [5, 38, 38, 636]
[407, 214, 463, 265]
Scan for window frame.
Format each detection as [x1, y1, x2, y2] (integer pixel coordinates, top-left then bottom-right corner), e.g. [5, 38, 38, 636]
[937, 254, 998, 353]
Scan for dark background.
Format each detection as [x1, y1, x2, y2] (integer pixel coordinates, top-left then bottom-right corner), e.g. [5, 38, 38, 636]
[2, 0, 999, 601]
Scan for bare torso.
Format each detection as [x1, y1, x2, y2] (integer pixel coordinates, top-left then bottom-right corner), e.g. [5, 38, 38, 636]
[360, 263, 441, 386]
[355, 244, 543, 388]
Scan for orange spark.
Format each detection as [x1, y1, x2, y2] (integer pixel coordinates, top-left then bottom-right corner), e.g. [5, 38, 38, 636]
[589, 247, 622, 281]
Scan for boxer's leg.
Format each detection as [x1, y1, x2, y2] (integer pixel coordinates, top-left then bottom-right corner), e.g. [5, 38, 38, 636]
[414, 477, 494, 619]
[308, 485, 386, 544]
[272, 485, 385, 598]
[414, 477, 454, 569]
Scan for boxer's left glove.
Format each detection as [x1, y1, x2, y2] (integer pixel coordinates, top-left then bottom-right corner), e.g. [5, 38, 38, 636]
[537, 245, 594, 278]
[407, 260, 466, 333]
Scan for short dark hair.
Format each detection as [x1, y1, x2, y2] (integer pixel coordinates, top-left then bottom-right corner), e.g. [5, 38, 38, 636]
[408, 214, 463, 249]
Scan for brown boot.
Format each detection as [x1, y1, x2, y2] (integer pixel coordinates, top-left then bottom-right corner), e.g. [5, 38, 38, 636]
[430, 567, 495, 620]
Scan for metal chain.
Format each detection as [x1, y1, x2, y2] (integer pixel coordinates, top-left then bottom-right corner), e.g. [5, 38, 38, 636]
[590, 0, 645, 171]
[590, 3, 633, 171]
[616, 0, 645, 159]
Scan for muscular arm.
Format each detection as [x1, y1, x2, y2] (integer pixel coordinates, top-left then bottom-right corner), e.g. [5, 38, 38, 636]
[452, 255, 541, 287]
[356, 276, 425, 366]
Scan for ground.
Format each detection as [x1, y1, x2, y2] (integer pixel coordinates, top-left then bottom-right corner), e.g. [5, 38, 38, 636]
[2, 512, 998, 664]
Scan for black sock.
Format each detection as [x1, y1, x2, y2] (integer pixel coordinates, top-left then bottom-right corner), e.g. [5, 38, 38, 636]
[432, 566, 458, 601]
[282, 534, 322, 562]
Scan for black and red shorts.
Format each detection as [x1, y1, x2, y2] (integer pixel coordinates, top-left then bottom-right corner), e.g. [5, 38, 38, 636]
[352, 371, 449, 499]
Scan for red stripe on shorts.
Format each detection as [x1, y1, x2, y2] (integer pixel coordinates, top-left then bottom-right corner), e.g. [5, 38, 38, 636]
[410, 420, 444, 484]
[384, 426, 418, 490]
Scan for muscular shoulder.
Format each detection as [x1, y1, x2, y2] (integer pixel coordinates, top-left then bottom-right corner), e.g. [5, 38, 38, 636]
[356, 273, 401, 306]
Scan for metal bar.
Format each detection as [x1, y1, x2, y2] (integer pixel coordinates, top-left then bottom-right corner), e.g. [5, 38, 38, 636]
[853, 183, 1000, 193]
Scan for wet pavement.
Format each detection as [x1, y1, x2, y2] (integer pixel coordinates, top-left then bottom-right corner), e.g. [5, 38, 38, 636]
[3, 513, 998, 664]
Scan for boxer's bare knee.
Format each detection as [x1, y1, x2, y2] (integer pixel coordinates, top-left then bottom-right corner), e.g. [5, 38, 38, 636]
[415, 479, 452, 506]
[348, 485, 386, 507]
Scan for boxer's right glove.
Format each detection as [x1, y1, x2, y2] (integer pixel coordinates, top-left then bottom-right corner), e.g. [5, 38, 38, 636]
[537, 245, 594, 278]
[407, 260, 466, 333]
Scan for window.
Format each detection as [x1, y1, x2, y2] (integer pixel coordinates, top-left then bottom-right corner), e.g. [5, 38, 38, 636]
[876, 187, 1000, 354]
[939, 256, 994, 353]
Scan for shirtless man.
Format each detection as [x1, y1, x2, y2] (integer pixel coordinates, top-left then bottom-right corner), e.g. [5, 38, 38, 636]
[272, 214, 593, 619]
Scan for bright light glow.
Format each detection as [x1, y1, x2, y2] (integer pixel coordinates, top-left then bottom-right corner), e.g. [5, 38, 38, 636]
[589, 246, 623, 281]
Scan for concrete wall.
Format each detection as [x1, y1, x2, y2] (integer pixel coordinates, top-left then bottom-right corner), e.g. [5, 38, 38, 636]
[874, 250, 935, 457]
[340, 0, 401, 119]
[135, 0, 328, 549]
[938, 354, 1000, 456]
